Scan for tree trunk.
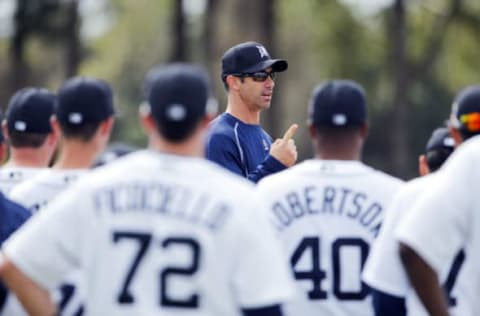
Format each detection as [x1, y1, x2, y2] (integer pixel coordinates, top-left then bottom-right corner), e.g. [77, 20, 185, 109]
[9, 0, 29, 97]
[259, 0, 279, 135]
[204, 0, 220, 96]
[64, 0, 81, 78]
[389, 0, 410, 177]
[170, 0, 187, 61]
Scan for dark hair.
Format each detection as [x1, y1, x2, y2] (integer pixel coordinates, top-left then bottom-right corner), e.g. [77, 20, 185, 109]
[8, 131, 49, 148]
[425, 148, 454, 172]
[316, 125, 363, 137]
[58, 120, 103, 142]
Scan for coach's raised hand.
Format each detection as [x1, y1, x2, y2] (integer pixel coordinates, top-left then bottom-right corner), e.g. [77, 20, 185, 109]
[270, 123, 298, 167]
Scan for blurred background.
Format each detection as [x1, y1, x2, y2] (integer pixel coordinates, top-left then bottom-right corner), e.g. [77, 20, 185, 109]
[0, 0, 479, 179]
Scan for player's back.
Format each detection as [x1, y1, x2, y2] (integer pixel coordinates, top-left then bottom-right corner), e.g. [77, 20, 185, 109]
[257, 159, 404, 316]
[363, 174, 473, 316]
[396, 135, 480, 315]
[51, 150, 292, 315]
[0, 167, 45, 195]
[9, 168, 86, 212]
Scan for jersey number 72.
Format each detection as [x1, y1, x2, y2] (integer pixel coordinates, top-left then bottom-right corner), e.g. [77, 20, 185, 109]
[112, 231, 201, 308]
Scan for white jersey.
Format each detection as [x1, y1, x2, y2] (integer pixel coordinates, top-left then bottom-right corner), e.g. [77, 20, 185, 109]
[0, 167, 45, 195]
[257, 159, 404, 316]
[3, 150, 294, 316]
[6, 168, 87, 316]
[396, 136, 480, 315]
[363, 174, 471, 315]
[9, 168, 87, 213]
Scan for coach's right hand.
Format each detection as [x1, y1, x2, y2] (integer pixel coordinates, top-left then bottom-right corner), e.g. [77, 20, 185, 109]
[270, 124, 298, 167]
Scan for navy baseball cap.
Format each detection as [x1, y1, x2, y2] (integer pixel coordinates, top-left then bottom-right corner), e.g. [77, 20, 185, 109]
[308, 79, 367, 128]
[143, 63, 218, 141]
[6, 87, 55, 134]
[425, 127, 455, 152]
[221, 41, 288, 80]
[56, 77, 115, 126]
[450, 85, 480, 133]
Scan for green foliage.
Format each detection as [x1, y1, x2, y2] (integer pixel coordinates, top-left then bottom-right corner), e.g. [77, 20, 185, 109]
[80, 0, 171, 146]
[2, 0, 480, 176]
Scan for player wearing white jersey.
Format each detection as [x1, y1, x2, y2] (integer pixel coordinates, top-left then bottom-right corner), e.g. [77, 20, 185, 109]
[5, 76, 116, 316]
[10, 76, 115, 214]
[397, 86, 480, 316]
[257, 80, 404, 316]
[0, 64, 294, 316]
[0, 88, 58, 194]
[9, 169, 86, 212]
[362, 128, 459, 316]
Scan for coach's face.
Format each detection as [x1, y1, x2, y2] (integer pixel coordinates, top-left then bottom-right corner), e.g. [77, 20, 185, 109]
[238, 67, 276, 112]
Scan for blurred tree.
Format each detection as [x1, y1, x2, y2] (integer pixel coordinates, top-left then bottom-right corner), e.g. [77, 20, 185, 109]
[80, 0, 171, 146]
[204, 0, 219, 76]
[64, 0, 81, 77]
[387, 0, 463, 177]
[3, 0, 480, 177]
[7, 0, 81, 108]
[170, 0, 186, 61]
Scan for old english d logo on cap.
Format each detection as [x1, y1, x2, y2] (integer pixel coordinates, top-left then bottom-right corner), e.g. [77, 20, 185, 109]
[256, 45, 269, 58]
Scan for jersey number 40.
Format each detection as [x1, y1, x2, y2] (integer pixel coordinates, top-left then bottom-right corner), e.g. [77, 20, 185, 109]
[291, 236, 369, 300]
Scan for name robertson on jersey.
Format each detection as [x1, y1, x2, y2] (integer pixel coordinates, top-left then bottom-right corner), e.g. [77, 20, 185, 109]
[271, 185, 383, 237]
[93, 182, 231, 232]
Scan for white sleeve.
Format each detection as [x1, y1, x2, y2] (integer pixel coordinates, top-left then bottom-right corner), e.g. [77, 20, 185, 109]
[395, 149, 474, 274]
[3, 183, 90, 290]
[362, 184, 416, 296]
[229, 191, 294, 308]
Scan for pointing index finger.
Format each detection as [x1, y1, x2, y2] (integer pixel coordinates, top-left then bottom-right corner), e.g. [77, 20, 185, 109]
[282, 124, 298, 141]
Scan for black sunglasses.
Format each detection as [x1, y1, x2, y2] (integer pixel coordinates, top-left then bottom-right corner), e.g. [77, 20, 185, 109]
[234, 71, 276, 82]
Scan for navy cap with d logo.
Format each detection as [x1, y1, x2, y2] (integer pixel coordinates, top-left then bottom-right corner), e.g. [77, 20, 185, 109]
[56, 77, 115, 126]
[143, 63, 217, 142]
[221, 41, 288, 80]
[308, 80, 367, 128]
[6, 87, 56, 134]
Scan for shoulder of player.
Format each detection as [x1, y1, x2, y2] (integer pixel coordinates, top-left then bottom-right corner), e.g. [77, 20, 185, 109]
[201, 159, 256, 193]
[439, 136, 480, 174]
[400, 175, 435, 196]
[363, 165, 405, 189]
[0, 167, 41, 181]
[207, 113, 237, 136]
[9, 169, 52, 197]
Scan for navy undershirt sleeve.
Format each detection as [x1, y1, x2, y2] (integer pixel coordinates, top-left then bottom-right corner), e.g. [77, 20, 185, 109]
[371, 288, 406, 316]
[0, 194, 31, 312]
[246, 155, 285, 183]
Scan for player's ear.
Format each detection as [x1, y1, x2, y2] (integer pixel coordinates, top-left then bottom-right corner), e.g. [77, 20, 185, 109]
[418, 154, 430, 176]
[448, 125, 463, 147]
[138, 102, 156, 134]
[0, 143, 7, 164]
[2, 120, 10, 142]
[49, 115, 62, 137]
[99, 117, 115, 136]
[359, 123, 369, 139]
[226, 75, 241, 92]
[308, 124, 317, 139]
